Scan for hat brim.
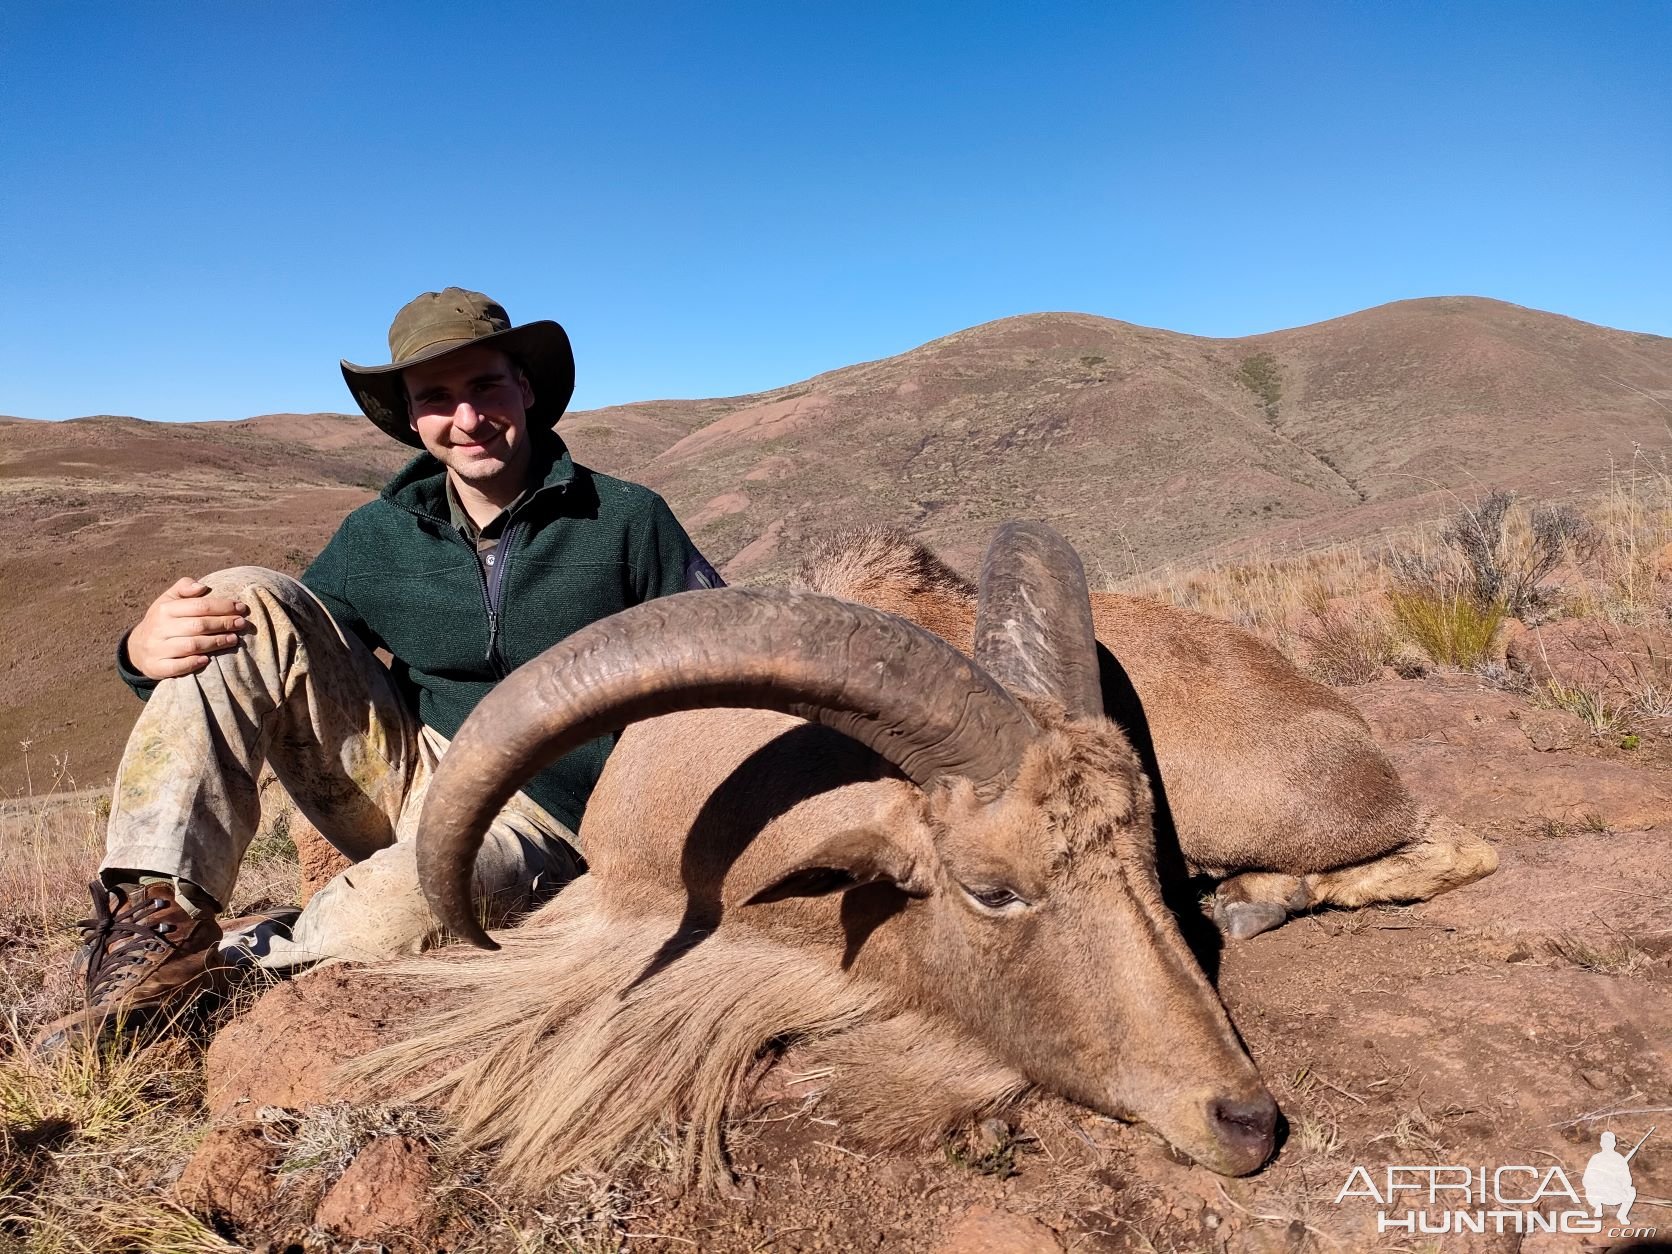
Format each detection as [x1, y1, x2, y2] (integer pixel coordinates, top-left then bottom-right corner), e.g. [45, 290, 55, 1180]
[340, 320, 575, 448]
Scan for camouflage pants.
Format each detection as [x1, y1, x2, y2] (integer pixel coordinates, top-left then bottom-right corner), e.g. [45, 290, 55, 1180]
[101, 567, 584, 969]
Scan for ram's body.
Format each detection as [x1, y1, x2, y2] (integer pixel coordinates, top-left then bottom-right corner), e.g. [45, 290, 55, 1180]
[366, 525, 1493, 1188]
[803, 528, 1497, 932]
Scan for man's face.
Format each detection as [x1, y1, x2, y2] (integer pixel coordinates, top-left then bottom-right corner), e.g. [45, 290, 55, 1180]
[403, 345, 535, 490]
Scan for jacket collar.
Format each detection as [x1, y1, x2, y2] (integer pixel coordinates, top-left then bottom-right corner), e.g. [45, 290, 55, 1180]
[382, 431, 576, 523]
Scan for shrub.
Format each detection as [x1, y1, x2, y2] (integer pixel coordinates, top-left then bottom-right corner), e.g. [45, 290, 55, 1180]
[1437, 490, 1594, 617]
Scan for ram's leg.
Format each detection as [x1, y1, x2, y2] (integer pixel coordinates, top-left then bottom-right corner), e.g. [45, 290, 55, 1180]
[1213, 872, 1311, 940]
[1303, 816, 1498, 910]
[1212, 815, 1496, 940]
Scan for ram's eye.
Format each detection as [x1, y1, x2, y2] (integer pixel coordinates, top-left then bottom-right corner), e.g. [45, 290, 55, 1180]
[962, 884, 1028, 912]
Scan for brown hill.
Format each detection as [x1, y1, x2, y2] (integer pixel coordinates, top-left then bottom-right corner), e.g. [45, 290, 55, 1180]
[584, 296, 1672, 577]
[2, 296, 1669, 792]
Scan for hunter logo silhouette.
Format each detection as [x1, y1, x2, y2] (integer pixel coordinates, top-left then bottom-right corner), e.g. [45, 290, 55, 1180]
[1583, 1127, 1653, 1223]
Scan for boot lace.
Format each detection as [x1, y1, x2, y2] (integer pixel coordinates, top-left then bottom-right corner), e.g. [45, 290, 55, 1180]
[76, 882, 188, 1005]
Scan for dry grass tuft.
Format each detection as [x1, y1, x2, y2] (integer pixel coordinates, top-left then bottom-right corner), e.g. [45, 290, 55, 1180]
[436, 1169, 641, 1254]
[270, 1100, 441, 1180]
[1545, 933, 1657, 977]
[1291, 1113, 1344, 1160]
[4, 1201, 241, 1254]
[1115, 544, 1386, 659]
[1528, 621, 1672, 740]
[0, 751, 105, 945]
[1386, 585, 1506, 669]
[1624, 649, 1672, 721]
[2, 753, 116, 1039]
[1379, 1104, 1449, 1157]
[0, 1019, 230, 1253]
[1296, 587, 1395, 685]
[1543, 677, 1632, 738]
[1573, 449, 1672, 623]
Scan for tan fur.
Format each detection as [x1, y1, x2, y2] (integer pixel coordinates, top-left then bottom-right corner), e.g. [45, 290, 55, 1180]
[353, 878, 1027, 1186]
[1303, 814, 1499, 908]
[804, 1014, 1029, 1144]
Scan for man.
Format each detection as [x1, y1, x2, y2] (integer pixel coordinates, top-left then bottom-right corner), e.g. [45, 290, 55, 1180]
[36, 288, 722, 1050]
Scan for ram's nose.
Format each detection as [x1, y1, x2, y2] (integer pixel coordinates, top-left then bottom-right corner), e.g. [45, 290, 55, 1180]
[1200, 1090, 1279, 1175]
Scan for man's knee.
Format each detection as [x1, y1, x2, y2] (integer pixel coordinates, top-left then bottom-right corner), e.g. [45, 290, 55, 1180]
[199, 567, 339, 639]
[200, 565, 305, 605]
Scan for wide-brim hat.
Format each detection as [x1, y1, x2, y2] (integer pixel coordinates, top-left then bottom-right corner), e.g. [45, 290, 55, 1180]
[340, 287, 575, 448]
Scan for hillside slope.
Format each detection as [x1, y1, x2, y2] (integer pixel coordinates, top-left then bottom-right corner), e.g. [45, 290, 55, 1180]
[2, 296, 1669, 790]
[578, 296, 1672, 575]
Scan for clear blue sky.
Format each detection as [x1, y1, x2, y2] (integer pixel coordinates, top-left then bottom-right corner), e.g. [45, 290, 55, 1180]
[2, 1, 1668, 423]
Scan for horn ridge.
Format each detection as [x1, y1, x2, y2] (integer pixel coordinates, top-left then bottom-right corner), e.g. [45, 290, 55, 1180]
[973, 521, 1103, 718]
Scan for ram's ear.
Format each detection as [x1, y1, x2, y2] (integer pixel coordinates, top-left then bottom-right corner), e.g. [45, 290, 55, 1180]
[742, 826, 934, 904]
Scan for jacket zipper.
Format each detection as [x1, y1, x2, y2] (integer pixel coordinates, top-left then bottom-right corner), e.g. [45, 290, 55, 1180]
[475, 570, 503, 673]
[488, 479, 567, 670]
[483, 520, 524, 672]
[455, 530, 505, 676]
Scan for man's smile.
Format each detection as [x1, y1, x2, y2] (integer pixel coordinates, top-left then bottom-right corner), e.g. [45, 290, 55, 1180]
[451, 428, 506, 452]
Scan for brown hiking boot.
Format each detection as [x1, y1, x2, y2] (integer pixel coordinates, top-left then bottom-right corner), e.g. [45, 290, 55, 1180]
[31, 880, 230, 1054]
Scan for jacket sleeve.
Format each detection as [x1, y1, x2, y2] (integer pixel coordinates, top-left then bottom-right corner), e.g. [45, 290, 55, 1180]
[631, 494, 724, 602]
[116, 630, 160, 702]
[301, 519, 387, 653]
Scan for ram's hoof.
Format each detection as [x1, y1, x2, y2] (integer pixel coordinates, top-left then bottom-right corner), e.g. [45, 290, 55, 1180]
[1214, 900, 1290, 940]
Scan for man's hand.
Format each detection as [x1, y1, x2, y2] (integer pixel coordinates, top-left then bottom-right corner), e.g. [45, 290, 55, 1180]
[126, 578, 252, 680]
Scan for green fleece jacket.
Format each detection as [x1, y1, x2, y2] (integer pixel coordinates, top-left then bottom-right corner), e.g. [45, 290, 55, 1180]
[119, 433, 718, 833]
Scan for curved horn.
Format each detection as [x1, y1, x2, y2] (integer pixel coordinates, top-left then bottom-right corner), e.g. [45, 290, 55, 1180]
[972, 521, 1103, 718]
[418, 588, 1037, 948]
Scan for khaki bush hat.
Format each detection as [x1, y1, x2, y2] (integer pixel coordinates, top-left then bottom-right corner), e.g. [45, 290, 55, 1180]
[340, 287, 575, 448]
